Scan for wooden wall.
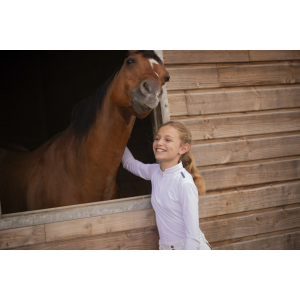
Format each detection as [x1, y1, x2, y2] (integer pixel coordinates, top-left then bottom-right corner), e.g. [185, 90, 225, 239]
[163, 50, 300, 250]
[0, 196, 159, 250]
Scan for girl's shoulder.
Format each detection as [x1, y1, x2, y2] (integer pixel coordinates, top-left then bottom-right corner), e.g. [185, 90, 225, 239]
[178, 168, 194, 184]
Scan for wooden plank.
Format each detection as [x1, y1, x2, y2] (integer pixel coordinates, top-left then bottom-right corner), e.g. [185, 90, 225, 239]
[45, 208, 156, 243]
[155, 50, 170, 123]
[168, 84, 300, 117]
[192, 132, 300, 166]
[200, 156, 300, 191]
[213, 230, 300, 250]
[163, 50, 250, 64]
[0, 224, 45, 249]
[199, 181, 300, 218]
[168, 92, 188, 117]
[166, 64, 219, 91]
[176, 108, 300, 141]
[249, 51, 300, 62]
[0, 194, 152, 231]
[217, 61, 300, 88]
[200, 205, 300, 243]
[13, 226, 159, 250]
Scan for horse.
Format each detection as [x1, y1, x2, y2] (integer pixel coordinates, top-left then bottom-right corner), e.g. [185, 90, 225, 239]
[0, 50, 170, 214]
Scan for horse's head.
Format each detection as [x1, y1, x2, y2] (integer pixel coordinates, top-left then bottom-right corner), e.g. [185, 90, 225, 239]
[110, 50, 170, 118]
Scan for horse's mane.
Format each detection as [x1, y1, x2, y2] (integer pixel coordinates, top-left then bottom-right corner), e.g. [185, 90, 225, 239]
[70, 51, 162, 139]
[70, 66, 122, 139]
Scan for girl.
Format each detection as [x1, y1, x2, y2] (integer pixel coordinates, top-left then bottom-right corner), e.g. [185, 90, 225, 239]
[122, 121, 211, 250]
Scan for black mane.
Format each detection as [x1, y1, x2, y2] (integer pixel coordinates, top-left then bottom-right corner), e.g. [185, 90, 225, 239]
[70, 51, 162, 139]
[70, 66, 122, 139]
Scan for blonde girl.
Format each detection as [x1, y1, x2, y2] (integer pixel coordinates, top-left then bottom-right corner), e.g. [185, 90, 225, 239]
[122, 121, 211, 250]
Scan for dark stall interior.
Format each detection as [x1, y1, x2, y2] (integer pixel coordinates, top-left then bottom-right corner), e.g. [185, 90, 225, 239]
[0, 50, 155, 201]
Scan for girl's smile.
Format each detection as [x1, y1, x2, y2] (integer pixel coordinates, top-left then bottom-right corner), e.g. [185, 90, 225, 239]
[153, 125, 190, 171]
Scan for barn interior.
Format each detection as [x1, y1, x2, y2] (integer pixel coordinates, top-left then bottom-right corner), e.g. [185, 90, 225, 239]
[0, 50, 155, 203]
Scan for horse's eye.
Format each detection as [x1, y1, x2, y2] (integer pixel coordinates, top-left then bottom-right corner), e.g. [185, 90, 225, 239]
[164, 76, 170, 83]
[126, 57, 135, 65]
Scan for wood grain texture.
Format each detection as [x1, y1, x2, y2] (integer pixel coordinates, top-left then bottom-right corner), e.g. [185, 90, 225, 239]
[163, 50, 300, 65]
[176, 108, 300, 141]
[200, 205, 300, 243]
[168, 85, 300, 117]
[213, 230, 300, 250]
[166, 62, 300, 91]
[200, 157, 300, 191]
[168, 92, 188, 116]
[163, 50, 250, 64]
[166, 64, 219, 91]
[45, 208, 156, 243]
[249, 51, 300, 62]
[199, 181, 300, 218]
[192, 132, 300, 166]
[0, 225, 45, 249]
[217, 61, 300, 88]
[13, 226, 159, 250]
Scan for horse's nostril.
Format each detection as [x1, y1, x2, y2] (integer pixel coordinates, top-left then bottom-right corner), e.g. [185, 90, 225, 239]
[143, 81, 150, 92]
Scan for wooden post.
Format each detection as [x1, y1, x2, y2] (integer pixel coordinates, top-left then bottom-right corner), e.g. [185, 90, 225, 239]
[154, 50, 170, 125]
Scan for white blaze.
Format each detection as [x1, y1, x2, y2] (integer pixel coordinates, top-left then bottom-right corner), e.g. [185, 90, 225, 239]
[148, 58, 159, 77]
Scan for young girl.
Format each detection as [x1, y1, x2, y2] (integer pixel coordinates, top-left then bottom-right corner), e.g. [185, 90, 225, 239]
[122, 121, 211, 250]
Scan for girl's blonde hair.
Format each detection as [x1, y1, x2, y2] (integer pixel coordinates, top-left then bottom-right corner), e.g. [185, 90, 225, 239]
[157, 121, 206, 196]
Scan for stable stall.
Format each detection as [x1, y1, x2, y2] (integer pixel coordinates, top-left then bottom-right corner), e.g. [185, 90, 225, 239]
[1, 50, 300, 249]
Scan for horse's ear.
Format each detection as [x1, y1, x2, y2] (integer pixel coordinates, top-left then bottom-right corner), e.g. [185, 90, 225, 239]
[128, 50, 137, 56]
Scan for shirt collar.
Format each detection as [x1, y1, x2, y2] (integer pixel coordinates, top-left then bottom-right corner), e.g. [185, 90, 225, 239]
[160, 161, 184, 175]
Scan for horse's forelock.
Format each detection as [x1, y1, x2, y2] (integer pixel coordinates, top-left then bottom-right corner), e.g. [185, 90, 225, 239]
[132, 50, 164, 66]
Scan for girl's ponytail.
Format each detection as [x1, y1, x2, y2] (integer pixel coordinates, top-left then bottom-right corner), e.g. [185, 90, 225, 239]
[157, 121, 206, 196]
[181, 151, 206, 196]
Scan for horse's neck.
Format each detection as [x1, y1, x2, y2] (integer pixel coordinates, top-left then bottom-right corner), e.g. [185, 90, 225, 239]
[84, 95, 136, 168]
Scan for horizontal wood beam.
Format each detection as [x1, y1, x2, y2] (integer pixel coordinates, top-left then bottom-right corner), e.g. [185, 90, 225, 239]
[163, 51, 300, 65]
[249, 51, 300, 62]
[0, 194, 152, 231]
[200, 205, 300, 243]
[192, 132, 300, 167]
[217, 61, 300, 88]
[213, 229, 300, 250]
[44, 208, 156, 243]
[0, 224, 45, 250]
[168, 84, 300, 117]
[14, 226, 159, 250]
[163, 50, 250, 64]
[200, 156, 300, 191]
[174, 108, 300, 141]
[200, 180, 300, 218]
[166, 61, 300, 91]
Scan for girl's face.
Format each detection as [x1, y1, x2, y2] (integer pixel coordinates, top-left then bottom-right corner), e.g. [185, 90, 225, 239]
[153, 125, 190, 165]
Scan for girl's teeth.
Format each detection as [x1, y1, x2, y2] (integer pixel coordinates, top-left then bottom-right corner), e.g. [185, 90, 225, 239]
[156, 149, 165, 152]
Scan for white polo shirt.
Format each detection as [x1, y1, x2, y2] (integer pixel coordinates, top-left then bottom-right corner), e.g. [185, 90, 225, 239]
[122, 147, 205, 250]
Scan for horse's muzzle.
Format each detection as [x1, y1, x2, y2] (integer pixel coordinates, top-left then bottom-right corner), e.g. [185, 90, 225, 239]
[131, 91, 161, 114]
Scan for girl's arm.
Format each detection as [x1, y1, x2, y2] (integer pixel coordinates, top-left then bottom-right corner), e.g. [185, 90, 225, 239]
[122, 146, 156, 181]
[179, 182, 201, 250]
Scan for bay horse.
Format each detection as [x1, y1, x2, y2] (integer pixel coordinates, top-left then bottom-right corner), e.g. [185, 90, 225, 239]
[0, 50, 170, 214]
